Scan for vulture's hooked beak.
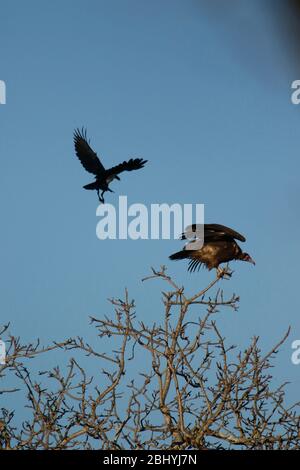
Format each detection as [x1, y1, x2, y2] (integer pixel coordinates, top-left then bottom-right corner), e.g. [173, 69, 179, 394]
[243, 253, 255, 265]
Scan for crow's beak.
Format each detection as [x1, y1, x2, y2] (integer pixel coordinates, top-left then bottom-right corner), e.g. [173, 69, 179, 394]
[249, 257, 256, 265]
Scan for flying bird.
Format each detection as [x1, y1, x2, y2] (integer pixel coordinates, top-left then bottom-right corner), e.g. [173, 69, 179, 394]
[169, 224, 255, 276]
[73, 128, 147, 203]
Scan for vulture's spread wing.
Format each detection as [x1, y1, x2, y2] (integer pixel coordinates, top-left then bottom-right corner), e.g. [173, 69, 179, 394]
[74, 128, 105, 176]
[105, 158, 147, 178]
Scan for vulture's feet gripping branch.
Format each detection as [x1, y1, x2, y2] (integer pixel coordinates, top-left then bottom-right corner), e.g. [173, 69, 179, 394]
[216, 265, 233, 280]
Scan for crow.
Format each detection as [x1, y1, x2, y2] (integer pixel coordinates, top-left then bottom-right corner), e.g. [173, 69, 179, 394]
[73, 128, 147, 203]
[169, 224, 255, 276]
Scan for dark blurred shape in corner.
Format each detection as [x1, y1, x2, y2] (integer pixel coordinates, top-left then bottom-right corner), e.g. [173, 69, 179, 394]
[193, 0, 300, 78]
[276, 0, 300, 74]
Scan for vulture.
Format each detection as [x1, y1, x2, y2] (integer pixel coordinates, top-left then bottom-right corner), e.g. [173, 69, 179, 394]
[74, 128, 147, 203]
[169, 224, 255, 275]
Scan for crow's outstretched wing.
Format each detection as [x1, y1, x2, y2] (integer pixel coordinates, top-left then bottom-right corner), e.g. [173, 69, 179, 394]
[181, 223, 246, 243]
[74, 128, 105, 176]
[105, 158, 147, 178]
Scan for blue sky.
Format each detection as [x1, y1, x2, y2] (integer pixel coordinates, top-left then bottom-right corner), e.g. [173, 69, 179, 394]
[1, 0, 300, 410]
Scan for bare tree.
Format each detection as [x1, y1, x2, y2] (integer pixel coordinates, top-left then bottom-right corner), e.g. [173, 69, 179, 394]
[0, 267, 299, 450]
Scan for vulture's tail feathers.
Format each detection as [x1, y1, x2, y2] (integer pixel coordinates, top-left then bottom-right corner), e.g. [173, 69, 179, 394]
[169, 250, 188, 261]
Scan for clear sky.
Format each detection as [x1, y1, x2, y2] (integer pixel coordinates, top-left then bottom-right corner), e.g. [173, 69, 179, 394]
[1, 0, 300, 411]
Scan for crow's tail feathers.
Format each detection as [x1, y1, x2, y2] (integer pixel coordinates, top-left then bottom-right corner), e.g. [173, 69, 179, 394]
[83, 182, 98, 190]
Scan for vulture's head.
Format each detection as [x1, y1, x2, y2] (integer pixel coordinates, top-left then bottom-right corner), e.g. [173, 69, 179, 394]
[239, 253, 255, 265]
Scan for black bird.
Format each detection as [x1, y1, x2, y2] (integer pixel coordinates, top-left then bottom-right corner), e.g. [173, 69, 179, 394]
[169, 224, 255, 275]
[73, 128, 147, 203]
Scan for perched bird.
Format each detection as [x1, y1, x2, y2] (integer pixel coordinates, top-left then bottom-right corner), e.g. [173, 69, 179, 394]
[73, 128, 147, 203]
[169, 223, 255, 276]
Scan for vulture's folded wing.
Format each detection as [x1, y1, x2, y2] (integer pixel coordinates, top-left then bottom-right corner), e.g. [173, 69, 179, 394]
[74, 128, 105, 176]
[181, 223, 246, 243]
[105, 158, 147, 177]
[205, 224, 246, 242]
[181, 224, 246, 242]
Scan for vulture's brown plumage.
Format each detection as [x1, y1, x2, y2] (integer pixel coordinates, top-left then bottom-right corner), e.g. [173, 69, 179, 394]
[169, 224, 255, 274]
[74, 128, 147, 203]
